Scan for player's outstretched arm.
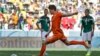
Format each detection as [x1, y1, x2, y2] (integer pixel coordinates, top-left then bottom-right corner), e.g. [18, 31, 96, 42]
[62, 12, 78, 17]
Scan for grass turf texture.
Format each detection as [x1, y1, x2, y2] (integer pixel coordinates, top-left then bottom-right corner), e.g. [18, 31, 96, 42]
[0, 48, 100, 56]
[0, 51, 100, 56]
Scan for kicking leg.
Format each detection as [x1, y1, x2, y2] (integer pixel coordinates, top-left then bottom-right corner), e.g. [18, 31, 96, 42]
[60, 36, 89, 48]
[69, 40, 88, 48]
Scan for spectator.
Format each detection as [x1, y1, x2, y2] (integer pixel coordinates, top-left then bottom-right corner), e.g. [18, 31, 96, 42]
[26, 16, 33, 30]
[95, 4, 100, 29]
[32, 1, 40, 10]
[0, 0, 99, 30]
[61, 17, 76, 29]
[23, 19, 30, 31]
[15, 4, 21, 16]
[9, 11, 18, 29]
[3, 20, 8, 30]
[33, 13, 39, 30]
[96, 4, 100, 15]
[0, 2, 5, 13]
[29, 2, 34, 11]
[88, 2, 95, 14]
[0, 12, 5, 29]
[18, 13, 24, 29]
[78, 2, 88, 17]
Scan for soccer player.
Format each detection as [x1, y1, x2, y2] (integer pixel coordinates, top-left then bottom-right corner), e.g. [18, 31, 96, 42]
[80, 9, 95, 56]
[36, 9, 50, 56]
[37, 9, 50, 41]
[39, 5, 89, 56]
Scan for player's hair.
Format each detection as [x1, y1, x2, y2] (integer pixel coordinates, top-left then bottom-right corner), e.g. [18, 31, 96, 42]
[48, 5, 56, 11]
[85, 9, 90, 13]
[44, 9, 48, 11]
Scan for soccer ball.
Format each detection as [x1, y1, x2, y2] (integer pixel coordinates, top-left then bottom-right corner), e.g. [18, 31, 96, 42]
[11, 54, 17, 56]
[44, 53, 48, 56]
[32, 54, 36, 56]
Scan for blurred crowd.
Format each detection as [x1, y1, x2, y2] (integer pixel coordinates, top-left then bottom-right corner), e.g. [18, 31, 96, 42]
[0, 0, 100, 30]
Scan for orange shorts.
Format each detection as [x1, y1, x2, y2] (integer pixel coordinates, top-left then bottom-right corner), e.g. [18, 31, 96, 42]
[46, 34, 67, 44]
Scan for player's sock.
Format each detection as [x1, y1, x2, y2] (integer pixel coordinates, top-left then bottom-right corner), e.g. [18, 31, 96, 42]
[69, 41, 88, 48]
[86, 43, 92, 56]
[39, 44, 46, 56]
[86, 48, 91, 56]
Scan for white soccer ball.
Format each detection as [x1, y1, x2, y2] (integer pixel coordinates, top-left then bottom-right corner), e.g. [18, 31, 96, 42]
[11, 54, 17, 56]
[45, 53, 48, 56]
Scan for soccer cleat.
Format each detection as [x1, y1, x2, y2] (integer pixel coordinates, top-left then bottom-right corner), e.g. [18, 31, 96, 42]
[32, 54, 36, 56]
[86, 50, 91, 56]
[44, 52, 48, 56]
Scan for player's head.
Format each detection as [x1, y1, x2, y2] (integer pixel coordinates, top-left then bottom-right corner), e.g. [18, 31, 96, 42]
[84, 9, 90, 16]
[44, 9, 48, 15]
[48, 5, 57, 14]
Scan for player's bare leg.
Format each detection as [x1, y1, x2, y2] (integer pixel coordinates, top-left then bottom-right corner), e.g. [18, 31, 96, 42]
[60, 37, 89, 48]
[42, 39, 48, 56]
[61, 38, 90, 56]
[39, 36, 56, 56]
[39, 41, 48, 56]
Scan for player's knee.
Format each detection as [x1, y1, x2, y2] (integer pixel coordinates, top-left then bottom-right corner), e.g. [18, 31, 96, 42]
[64, 39, 69, 44]
[66, 41, 70, 45]
[62, 39, 70, 45]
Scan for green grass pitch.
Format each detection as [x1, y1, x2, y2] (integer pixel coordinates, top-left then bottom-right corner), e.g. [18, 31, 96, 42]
[0, 48, 100, 56]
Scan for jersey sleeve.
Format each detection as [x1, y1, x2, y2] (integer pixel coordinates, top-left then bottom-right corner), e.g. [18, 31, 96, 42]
[91, 17, 95, 25]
